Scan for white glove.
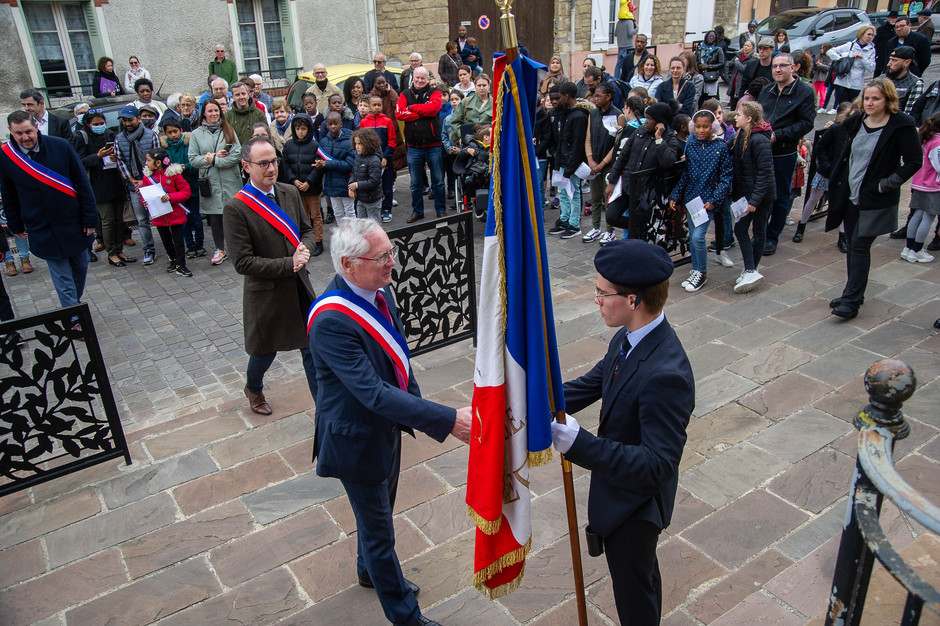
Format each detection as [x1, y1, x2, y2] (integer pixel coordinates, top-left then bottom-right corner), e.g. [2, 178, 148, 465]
[551, 415, 580, 454]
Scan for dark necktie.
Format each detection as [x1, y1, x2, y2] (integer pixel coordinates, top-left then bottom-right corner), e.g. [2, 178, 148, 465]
[266, 192, 275, 202]
[375, 291, 407, 390]
[612, 334, 632, 378]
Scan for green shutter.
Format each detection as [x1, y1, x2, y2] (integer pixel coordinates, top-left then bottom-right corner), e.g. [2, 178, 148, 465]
[277, 0, 296, 72]
[81, 1, 105, 61]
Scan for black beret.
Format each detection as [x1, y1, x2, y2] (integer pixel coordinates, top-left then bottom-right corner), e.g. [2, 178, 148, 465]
[594, 239, 673, 287]
[645, 102, 674, 127]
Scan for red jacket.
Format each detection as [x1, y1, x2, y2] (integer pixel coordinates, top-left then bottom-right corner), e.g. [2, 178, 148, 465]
[359, 113, 398, 159]
[140, 164, 191, 227]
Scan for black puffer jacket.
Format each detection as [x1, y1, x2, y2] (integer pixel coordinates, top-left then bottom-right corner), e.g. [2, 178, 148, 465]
[607, 125, 679, 186]
[282, 114, 323, 196]
[731, 123, 775, 208]
[352, 152, 383, 204]
[757, 79, 816, 157]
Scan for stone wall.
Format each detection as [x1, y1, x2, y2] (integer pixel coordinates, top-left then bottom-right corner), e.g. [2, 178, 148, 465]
[553, 0, 592, 54]
[651, 0, 688, 46]
[714, 0, 739, 37]
[374, 0, 449, 68]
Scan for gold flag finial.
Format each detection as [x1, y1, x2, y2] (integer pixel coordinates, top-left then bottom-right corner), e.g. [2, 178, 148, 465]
[497, 0, 518, 52]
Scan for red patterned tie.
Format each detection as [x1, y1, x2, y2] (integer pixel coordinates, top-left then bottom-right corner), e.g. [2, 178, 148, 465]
[375, 291, 407, 390]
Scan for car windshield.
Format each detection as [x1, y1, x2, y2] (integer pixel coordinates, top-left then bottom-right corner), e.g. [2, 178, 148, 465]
[757, 11, 819, 37]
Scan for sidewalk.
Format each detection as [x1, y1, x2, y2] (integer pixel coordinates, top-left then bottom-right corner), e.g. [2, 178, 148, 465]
[1, 184, 938, 625]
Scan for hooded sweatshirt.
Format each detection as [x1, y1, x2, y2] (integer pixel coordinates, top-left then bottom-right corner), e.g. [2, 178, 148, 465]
[282, 113, 323, 196]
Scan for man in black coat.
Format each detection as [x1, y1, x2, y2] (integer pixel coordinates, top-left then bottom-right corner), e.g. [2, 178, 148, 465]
[363, 52, 400, 93]
[874, 11, 899, 77]
[619, 33, 650, 83]
[886, 16, 932, 77]
[551, 239, 694, 626]
[20, 88, 72, 142]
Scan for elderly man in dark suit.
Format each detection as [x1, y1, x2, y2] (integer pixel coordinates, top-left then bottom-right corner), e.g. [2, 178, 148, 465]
[551, 239, 695, 626]
[0, 111, 96, 317]
[308, 217, 471, 626]
[223, 135, 316, 415]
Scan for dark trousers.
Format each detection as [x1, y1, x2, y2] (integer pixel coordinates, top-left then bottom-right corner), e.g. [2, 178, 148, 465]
[734, 201, 769, 271]
[0, 273, 13, 322]
[766, 153, 798, 245]
[246, 348, 316, 397]
[181, 195, 204, 250]
[342, 435, 420, 625]
[382, 166, 396, 212]
[156, 225, 187, 269]
[839, 205, 876, 307]
[604, 519, 662, 626]
[835, 85, 860, 109]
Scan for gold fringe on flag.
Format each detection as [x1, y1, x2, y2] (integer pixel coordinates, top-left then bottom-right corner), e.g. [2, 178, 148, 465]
[491, 69, 509, 334]
[467, 504, 503, 536]
[472, 537, 532, 599]
[528, 446, 553, 468]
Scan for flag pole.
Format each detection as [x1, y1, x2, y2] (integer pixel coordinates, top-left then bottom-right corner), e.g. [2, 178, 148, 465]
[497, 2, 588, 623]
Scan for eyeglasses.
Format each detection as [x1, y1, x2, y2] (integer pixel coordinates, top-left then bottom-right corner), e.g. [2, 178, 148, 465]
[357, 245, 398, 266]
[594, 287, 630, 299]
[130, 61, 139, 65]
[374, 60, 385, 64]
[314, 71, 327, 75]
[771, 63, 792, 69]
[247, 158, 280, 169]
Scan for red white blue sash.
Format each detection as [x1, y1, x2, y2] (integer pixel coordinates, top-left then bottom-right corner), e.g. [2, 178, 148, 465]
[316, 147, 333, 161]
[233, 183, 301, 247]
[1, 141, 77, 198]
[143, 174, 190, 214]
[307, 289, 410, 389]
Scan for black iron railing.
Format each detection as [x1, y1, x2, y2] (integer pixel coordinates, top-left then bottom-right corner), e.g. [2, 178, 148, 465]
[825, 359, 940, 625]
[388, 211, 477, 356]
[0, 304, 131, 496]
[628, 161, 691, 266]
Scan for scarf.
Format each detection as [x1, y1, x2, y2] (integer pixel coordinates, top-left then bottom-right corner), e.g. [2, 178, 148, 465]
[540, 58, 566, 93]
[699, 42, 718, 64]
[121, 123, 146, 179]
[202, 121, 221, 133]
[275, 115, 292, 136]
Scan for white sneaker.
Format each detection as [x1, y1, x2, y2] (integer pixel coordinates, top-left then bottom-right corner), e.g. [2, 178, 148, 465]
[717, 250, 734, 267]
[734, 269, 764, 293]
[735, 269, 747, 285]
[392, 199, 399, 207]
[911, 249, 935, 263]
[598, 231, 614, 245]
[817, 107, 826, 114]
[684, 270, 707, 292]
[582, 228, 601, 242]
[901, 247, 915, 261]
[210, 249, 227, 265]
[827, 108, 837, 114]
[785, 216, 795, 226]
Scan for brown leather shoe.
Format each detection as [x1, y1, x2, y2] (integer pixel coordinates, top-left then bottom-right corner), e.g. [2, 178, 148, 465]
[5, 262, 16, 276]
[124, 238, 136, 247]
[20, 258, 33, 274]
[406, 213, 423, 224]
[244, 385, 272, 415]
[94, 243, 105, 252]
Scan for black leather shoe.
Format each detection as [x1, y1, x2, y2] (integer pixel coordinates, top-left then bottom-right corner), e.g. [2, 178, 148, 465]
[88, 250, 98, 262]
[829, 297, 864, 309]
[358, 573, 420, 597]
[403, 617, 440, 626]
[792, 222, 805, 243]
[108, 258, 126, 267]
[934, 317, 940, 329]
[837, 233, 849, 253]
[763, 240, 777, 256]
[927, 236, 940, 251]
[889, 225, 907, 239]
[312, 241, 324, 257]
[831, 303, 858, 319]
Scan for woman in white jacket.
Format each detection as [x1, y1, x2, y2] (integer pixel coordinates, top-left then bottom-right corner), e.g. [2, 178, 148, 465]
[629, 55, 664, 94]
[827, 25, 876, 105]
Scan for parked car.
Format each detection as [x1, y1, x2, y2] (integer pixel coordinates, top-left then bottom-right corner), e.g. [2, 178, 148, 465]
[757, 8, 872, 56]
[287, 63, 402, 112]
[50, 94, 166, 133]
[870, 11, 940, 45]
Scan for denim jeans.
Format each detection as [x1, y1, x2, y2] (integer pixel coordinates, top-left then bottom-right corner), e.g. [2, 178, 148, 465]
[246, 347, 316, 398]
[126, 184, 156, 253]
[45, 248, 90, 308]
[4, 235, 29, 262]
[382, 166, 396, 212]
[687, 209, 712, 272]
[559, 173, 582, 229]
[615, 46, 632, 82]
[766, 154, 798, 245]
[407, 146, 446, 216]
[182, 194, 204, 250]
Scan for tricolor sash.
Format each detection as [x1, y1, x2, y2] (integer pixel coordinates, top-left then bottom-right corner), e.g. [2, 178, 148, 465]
[316, 147, 333, 161]
[233, 184, 301, 247]
[1, 141, 77, 199]
[307, 289, 410, 390]
[143, 174, 190, 214]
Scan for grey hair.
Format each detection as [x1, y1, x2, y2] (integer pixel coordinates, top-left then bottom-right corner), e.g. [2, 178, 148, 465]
[212, 77, 229, 90]
[330, 218, 384, 276]
[166, 92, 181, 110]
[73, 102, 90, 116]
[413, 66, 429, 78]
[375, 52, 387, 61]
[410, 52, 422, 61]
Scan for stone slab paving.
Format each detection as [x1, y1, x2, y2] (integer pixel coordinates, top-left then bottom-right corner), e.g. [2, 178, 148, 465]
[1, 164, 940, 625]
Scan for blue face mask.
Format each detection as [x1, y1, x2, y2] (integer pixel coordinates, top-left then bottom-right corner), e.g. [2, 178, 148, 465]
[90, 124, 107, 135]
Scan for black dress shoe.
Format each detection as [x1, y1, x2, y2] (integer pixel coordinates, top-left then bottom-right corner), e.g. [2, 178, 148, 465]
[312, 241, 324, 257]
[88, 250, 98, 262]
[889, 226, 907, 239]
[829, 297, 864, 309]
[358, 573, 420, 596]
[831, 303, 859, 319]
[934, 317, 940, 329]
[108, 258, 126, 267]
[763, 240, 777, 256]
[403, 617, 440, 626]
[120, 255, 137, 263]
[927, 236, 940, 251]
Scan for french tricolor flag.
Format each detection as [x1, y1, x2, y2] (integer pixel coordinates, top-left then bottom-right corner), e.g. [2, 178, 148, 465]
[466, 53, 562, 598]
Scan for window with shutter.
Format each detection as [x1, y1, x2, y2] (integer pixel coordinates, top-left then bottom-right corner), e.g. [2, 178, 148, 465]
[22, 2, 100, 98]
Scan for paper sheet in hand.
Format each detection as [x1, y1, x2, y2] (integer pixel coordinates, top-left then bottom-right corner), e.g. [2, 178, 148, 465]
[139, 184, 173, 219]
[730, 197, 750, 221]
[686, 196, 710, 227]
[574, 162, 597, 180]
[551, 169, 574, 197]
[602, 115, 619, 135]
[608, 178, 623, 203]
[102, 155, 118, 170]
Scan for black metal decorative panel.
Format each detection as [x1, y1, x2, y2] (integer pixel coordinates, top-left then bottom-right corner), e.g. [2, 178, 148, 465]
[0, 304, 131, 496]
[388, 211, 477, 357]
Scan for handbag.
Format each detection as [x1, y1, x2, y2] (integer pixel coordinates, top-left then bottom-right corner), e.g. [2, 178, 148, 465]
[702, 70, 720, 82]
[122, 195, 136, 223]
[832, 56, 855, 78]
[198, 175, 212, 198]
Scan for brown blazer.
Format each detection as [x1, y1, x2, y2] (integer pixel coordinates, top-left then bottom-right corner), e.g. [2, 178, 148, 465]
[223, 182, 317, 356]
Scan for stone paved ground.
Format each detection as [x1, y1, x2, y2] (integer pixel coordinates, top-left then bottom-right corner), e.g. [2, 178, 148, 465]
[3, 110, 940, 624]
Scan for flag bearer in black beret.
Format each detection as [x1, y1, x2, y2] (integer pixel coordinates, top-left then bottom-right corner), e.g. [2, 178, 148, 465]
[551, 239, 695, 626]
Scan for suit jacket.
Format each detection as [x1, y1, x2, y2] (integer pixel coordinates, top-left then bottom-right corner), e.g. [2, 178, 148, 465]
[620, 49, 650, 82]
[223, 182, 317, 355]
[46, 114, 73, 142]
[562, 318, 694, 538]
[886, 32, 932, 76]
[309, 275, 455, 484]
[0, 134, 96, 260]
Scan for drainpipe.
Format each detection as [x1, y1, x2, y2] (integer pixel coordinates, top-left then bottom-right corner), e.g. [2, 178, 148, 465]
[571, 0, 577, 54]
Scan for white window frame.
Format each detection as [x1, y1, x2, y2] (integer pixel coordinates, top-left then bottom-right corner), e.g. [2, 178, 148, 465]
[235, 0, 288, 80]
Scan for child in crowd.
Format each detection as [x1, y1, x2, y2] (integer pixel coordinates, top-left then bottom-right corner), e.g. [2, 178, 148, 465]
[443, 90, 466, 204]
[321, 94, 354, 137]
[902, 111, 940, 263]
[301, 93, 324, 140]
[355, 95, 370, 128]
[701, 98, 736, 262]
[669, 109, 732, 292]
[813, 44, 833, 113]
[269, 99, 293, 151]
[349, 128, 384, 222]
[359, 94, 398, 222]
[731, 101, 775, 293]
[160, 117, 204, 258]
[140, 148, 192, 277]
[464, 37, 483, 75]
[283, 113, 325, 255]
[788, 137, 810, 226]
[455, 126, 492, 217]
[315, 111, 356, 222]
[673, 114, 691, 154]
